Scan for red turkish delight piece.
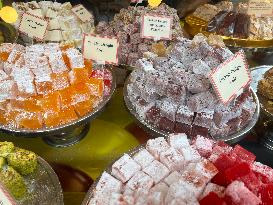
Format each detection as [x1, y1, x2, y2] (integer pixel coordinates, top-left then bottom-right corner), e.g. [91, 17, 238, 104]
[208, 141, 233, 163]
[199, 192, 226, 205]
[214, 154, 236, 172]
[224, 162, 251, 184]
[158, 116, 175, 133]
[238, 171, 263, 194]
[257, 184, 273, 205]
[230, 145, 256, 164]
[251, 162, 273, 184]
[211, 172, 228, 187]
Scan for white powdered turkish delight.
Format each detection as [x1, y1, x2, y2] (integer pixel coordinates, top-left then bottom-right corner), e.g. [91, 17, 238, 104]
[200, 183, 225, 199]
[193, 108, 214, 129]
[133, 148, 155, 169]
[146, 137, 170, 159]
[164, 171, 182, 186]
[108, 193, 134, 205]
[167, 133, 190, 152]
[176, 105, 194, 126]
[191, 59, 211, 76]
[160, 147, 185, 171]
[193, 135, 214, 158]
[187, 91, 215, 112]
[143, 160, 170, 183]
[0, 80, 17, 101]
[157, 98, 178, 121]
[209, 122, 230, 138]
[111, 154, 141, 183]
[48, 51, 67, 73]
[65, 48, 84, 68]
[179, 146, 202, 164]
[126, 171, 154, 191]
[0, 70, 9, 82]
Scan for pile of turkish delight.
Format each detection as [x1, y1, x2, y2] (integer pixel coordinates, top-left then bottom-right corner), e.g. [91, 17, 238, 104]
[12, 1, 95, 47]
[127, 34, 256, 138]
[89, 134, 272, 204]
[0, 43, 112, 129]
[96, 3, 185, 66]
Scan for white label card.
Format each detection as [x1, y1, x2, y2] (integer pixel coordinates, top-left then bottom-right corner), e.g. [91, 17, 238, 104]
[72, 4, 93, 23]
[83, 34, 119, 65]
[209, 51, 251, 104]
[18, 12, 48, 41]
[141, 15, 172, 40]
[248, 0, 273, 17]
[0, 184, 15, 205]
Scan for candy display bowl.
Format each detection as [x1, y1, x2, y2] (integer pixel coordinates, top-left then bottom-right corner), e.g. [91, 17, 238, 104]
[14, 156, 63, 205]
[0, 68, 116, 148]
[124, 78, 260, 144]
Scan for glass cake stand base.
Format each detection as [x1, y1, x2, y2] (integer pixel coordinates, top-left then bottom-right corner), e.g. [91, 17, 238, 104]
[43, 124, 90, 148]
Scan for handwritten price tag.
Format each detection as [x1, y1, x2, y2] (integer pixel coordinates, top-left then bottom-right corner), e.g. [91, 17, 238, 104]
[209, 51, 251, 104]
[72, 4, 93, 23]
[141, 15, 172, 40]
[83, 34, 119, 65]
[18, 12, 48, 41]
[248, 0, 273, 17]
[0, 184, 15, 205]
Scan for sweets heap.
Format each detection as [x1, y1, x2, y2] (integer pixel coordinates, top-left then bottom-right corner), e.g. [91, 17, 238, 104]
[96, 3, 185, 66]
[12, 1, 95, 47]
[193, 1, 273, 40]
[258, 67, 273, 100]
[89, 134, 273, 204]
[0, 43, 112, 129]
[127, 34, 256, 138]
[0, 141, 37, 199]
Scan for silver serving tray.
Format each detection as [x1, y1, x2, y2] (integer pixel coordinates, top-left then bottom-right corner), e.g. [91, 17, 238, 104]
[251, 65, 273, 119]
[0, 67, 116, 147]
[9, 157, 63, 205]
[123, 77, 260, 144]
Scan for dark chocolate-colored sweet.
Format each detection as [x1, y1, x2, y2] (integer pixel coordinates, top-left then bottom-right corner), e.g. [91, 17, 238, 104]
[233, 13, 250, 39]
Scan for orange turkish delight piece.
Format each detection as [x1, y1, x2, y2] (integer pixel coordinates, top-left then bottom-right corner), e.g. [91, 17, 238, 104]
[60, 44, 74, 51]
[74, 98, 93, 117]
[69, 68, 89, 84]
[39, 92, 61, 113]
[5, 110, 19, 128]
[71, 82, 91, 104]
[84, 59, 92, 76]
[43, 111, 61, 128]
[35, 81, 54, 95]
[86, 78, 104, 97]
[10, 98, 41, 112]
[17, 112, 43, 129]
[62, 53, 71, 69]
[59, 106, 78, 125]
[0, 110, 7, 125]
[51, 72, 70, 91]
[59, 86, 75, 108]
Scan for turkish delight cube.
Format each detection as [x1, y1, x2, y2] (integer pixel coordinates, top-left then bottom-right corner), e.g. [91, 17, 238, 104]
[227, 117, 242, 134]
[225, 181, 261, 205]
[176, 105, 194, 125]
[146, 137, 170, 159]
[214, 153, 236, 172]
[251, 162, 273, 184]
[16, 111, 43, 129]
[187, 91, 215, 112]
[174, 122, 192, 136]
[199, 192, 225, 205]
[133, 148, 155, 169]
[179, 146, 202, 164]
[193, 135, 214, 158]
[32, 65, 52, 83]
[126, 171, 154, 191]
[257, 184, 273, 205]
[167, 133, 190, 152]
[143, 160, 170, 183]
[145, 106, 161, 125]
[149, 182, 169, 197]
[193, 108, 214, 129]
[0, 80, 17, 101]
[48, 51, 67, 73]
[187, 74, 210, 94]
[191, 59, 211, 76]
[65, 48, 84, 68]
[209, 122, 230, 138]
[200, 183, 225, 199]
[230, 145, 256, 164]
[147, 191, 164, 205]
[164, 82, 186, 103]
[51, 72, 70, 91]
[208, 141, 233, 163]
[160, 147, 185, 171]
[111, 154, 141, 183]
[17, 81, 37, 97]
[164, 171, 182, 186]
[108, 193, 134, 205]
[238, 171, 262, 193]
[224, 162, 251, 184]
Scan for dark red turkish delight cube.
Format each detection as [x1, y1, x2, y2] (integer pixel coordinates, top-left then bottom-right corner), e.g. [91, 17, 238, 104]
[257, 184, 273, 205]
[146, 106, 160, 125]
[174, 122, 192, 136]
[230, 145, 256, 164]
[199, 192, 226, 205]
[239, 171, 263, 194]
[191, 125, 209, 138]
[158, 116, 175, 133]
[214, 154, 236, 172]
[224, 162, 251, 184]
[211, 172, 228, 187]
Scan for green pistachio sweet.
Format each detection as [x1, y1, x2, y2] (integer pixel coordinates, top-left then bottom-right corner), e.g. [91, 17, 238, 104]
[7, 148, 37, 176]
[0, 141, 14, 157]
[0, 166, 27, 199]
[0, 157, 5, 169]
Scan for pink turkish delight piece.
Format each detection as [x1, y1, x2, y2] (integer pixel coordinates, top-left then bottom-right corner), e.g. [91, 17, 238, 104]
[111, 154, 141, 183]
[164, 171, 182, 186]
[208, 141, 233, 163]
[147, 192, 164, 205]
[213, 104, 242, 126]
[0, 70, 9, 82]
[230, 145, 256, 164]
[187, 74, 210, 94]
[225, 181, 261, 205]
[200, 183, 225, 199]
[175, 105, 194, 125]
[167, 133, 190, 152]
[3, 62, 14, 75]
[251, 162, 273, 184]
[108, 193, 134, 205]
[159, 147, 185, 171]
[149, 182, 169, 196]
[179, 146, 202, 164]
[187, 91, 215, 112]
[191, 59, 211, 76]
[193, 108, 214, 129]
[143, 160, 170, 183]
[126, 171, 154, 191]
[65, 48, 84, 68]
[133, 148, 155, 169]
[0, 80, 17, 101]
[146, 137, 170, 159]
[192, 135, 214, 158]
[209, 122, 230, 138]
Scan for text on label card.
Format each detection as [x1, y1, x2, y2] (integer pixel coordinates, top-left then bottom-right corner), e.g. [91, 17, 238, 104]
[247, 0, 273, 17]
[141, 15, 172, 40]
[209, 51, 251, 104]
[18, 12, 48, 41]
[72, 4, 93, 23]
[83, 34, 119, 65]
